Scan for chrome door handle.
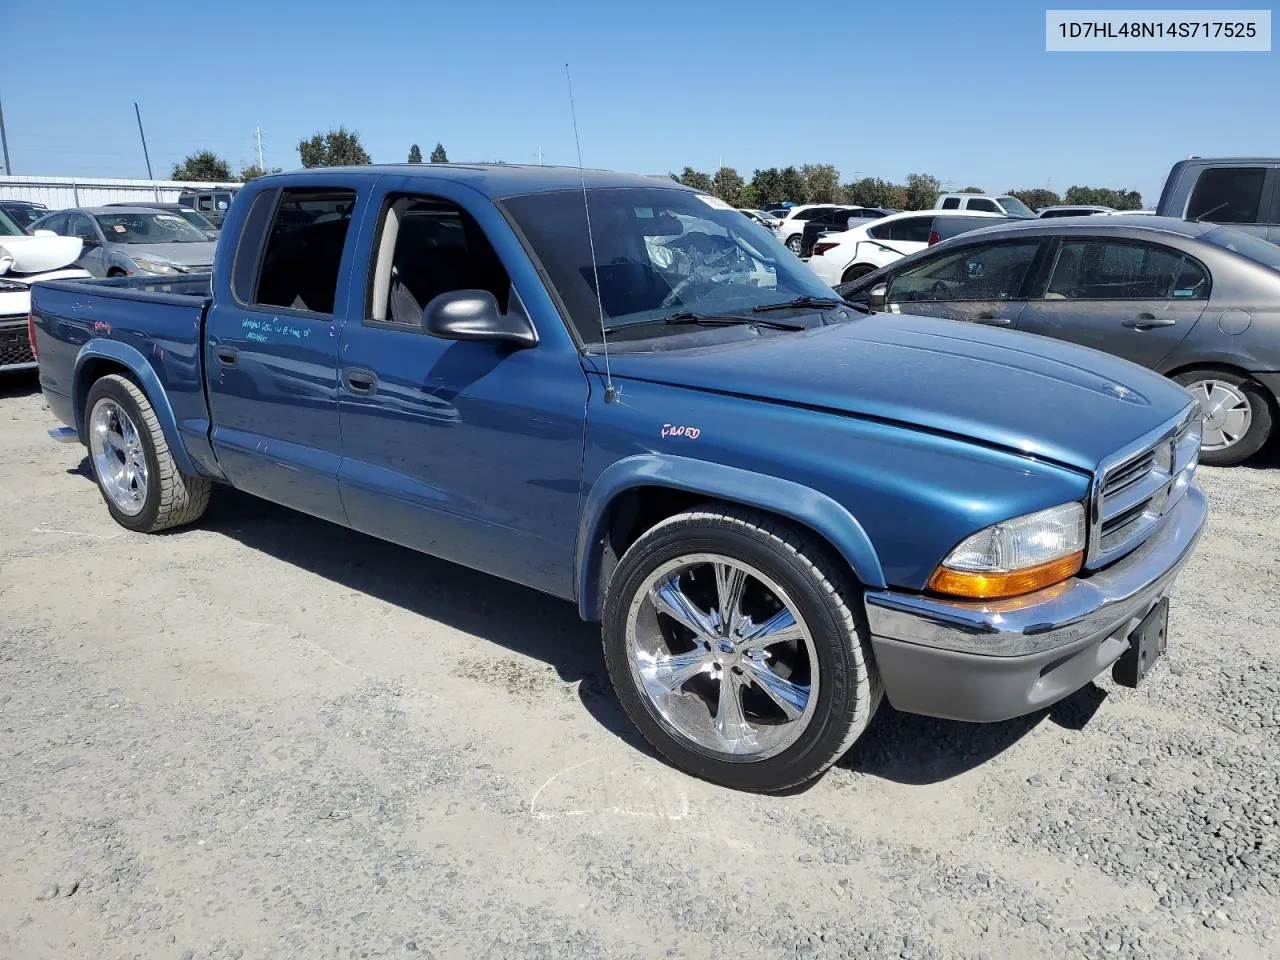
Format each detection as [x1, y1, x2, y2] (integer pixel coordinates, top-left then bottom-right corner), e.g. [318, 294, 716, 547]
[1122, 314, 1176, 330]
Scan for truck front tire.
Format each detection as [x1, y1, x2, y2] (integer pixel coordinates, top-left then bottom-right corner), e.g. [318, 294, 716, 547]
[84, 374, 211, 533]
[602, 505, 881, 792]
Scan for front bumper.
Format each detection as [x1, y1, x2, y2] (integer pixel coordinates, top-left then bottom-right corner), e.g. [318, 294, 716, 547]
[863, 483, 1206, 722]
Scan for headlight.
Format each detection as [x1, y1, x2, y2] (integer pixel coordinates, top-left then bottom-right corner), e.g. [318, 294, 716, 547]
[132, 259, 182, 275]
[928, 502, 1086, 599]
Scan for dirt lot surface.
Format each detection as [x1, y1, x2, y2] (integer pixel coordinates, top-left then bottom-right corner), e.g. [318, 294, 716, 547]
[1, 376, 1278, 960]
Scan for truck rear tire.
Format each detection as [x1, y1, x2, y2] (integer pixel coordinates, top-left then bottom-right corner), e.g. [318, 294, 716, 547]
[84, 374, 211, 532]
[602, 504, 881, 792]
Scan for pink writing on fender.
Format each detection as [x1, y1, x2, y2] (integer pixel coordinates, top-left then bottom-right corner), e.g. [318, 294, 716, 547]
[661, 424, 701, 440]
[93, 321, 111, 335]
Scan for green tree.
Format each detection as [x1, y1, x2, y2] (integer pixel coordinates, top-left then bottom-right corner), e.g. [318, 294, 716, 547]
[711, 166, 745, 207]
[778, 166, 809, 204]
[738, 182, 761, 209]
[430, 143, 448, 163]
[842, 177, 898, 208]
[171, 150, 233, 182]
[749, 168, 785, 208]
[675, 166, 713, 191]
[1065, 185, 1143, 210]
[239, 164, 283, 182]
[408, 144, 423, 163]
[801, 163, 841, 203]
[298, 126, 371, 168]
[1007, 187, 1061, 211]
[904, 173, 942, 210]
[959, 186, 985, 193]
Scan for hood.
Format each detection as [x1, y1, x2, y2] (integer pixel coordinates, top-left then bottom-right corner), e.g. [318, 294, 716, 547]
[0, 235, 84, 274]
[603, 313, 1193, 472]
[119, 241, 217, 269]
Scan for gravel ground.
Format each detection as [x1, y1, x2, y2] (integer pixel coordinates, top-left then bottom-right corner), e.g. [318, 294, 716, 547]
[1, 375, 1277, 960]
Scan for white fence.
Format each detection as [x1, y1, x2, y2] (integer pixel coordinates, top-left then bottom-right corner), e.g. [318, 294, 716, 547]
[0, 175, 241, 209]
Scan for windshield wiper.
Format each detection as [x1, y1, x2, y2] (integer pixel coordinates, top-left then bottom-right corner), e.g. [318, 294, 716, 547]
[753, 294, 870, 314]
[602, 311, 805, 334]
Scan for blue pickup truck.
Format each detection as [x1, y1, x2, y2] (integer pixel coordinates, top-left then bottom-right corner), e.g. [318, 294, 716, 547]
[30, 165, 1207, 792]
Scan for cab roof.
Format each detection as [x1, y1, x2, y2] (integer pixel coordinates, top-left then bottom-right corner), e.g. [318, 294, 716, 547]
[251, 163, 692, 199]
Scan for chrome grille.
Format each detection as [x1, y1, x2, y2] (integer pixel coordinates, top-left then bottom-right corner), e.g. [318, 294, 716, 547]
[1089, 404, 1200, 567]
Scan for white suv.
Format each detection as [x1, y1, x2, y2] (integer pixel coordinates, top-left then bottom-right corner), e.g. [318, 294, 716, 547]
[771, 204, 842, 254]
[805, 209, 1007, 285]
[935, 193, 1036, 218]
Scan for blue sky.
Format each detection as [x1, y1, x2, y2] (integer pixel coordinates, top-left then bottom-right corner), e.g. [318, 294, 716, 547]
[2, 0, 1276, 203]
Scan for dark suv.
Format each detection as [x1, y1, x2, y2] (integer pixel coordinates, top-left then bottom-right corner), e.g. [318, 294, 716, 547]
[176, 188, 239, 228]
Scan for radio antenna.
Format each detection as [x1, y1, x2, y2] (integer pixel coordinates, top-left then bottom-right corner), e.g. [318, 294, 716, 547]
[565, 63, 616, 403]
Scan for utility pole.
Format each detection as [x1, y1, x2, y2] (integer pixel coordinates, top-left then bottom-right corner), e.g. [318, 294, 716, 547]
[536, 146, 543, 165]
[0, 96, 11, 175]
[255, 126, 264, 171]
[134, 102, 154, 181]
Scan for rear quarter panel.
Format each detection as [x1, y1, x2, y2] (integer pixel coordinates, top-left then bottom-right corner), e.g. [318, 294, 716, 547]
[32, 277, 220, 478]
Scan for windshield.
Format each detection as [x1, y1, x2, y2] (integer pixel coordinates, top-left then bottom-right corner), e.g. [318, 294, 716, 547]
[1201, 225, 1280, 270]
[94, 212, 211, 244]
[0, 207, 23, 237]
[996, 197, 1036, 218]
[500, 187, 845, 344]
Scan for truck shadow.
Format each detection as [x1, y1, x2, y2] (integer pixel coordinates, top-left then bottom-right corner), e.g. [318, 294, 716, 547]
[0, 372, 40, 399]
[67, 463, 1113, 786]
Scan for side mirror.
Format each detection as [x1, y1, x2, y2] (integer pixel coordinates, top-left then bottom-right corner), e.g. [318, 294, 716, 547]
[81, 237, 101, 248]
[32, 229, 57, 237]
[422, 289, 537, 348]
[868, 282, 888, 311]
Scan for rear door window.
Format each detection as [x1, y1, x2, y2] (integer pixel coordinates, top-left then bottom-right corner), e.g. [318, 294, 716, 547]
[253, 188, 357, 315]
[873, 216, 933, 243]
[1186, 167, 1267, 224]
[940, 197, 960, 209]
[1045, 240, 1206, 300]
[965, 198, 1000, 213]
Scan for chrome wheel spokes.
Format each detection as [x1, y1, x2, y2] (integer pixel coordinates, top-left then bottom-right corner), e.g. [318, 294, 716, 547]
[627, 554, 818, 759]
[89, 398, 148, 516]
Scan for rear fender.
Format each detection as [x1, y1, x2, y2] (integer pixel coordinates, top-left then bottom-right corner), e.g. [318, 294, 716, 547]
[72, 339, 200, 477]
[575, 454, 886, 621]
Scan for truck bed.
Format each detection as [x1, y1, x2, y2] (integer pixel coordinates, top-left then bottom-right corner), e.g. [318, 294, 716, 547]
[30, 272, 222, 478]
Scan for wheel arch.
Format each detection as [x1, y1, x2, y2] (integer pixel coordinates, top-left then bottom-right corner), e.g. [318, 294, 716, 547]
[575, 454, 886, 621]
[73, 340, 199, 477]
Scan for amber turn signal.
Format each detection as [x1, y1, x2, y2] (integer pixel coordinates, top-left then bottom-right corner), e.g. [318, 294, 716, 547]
[927, 550, 1084, 600]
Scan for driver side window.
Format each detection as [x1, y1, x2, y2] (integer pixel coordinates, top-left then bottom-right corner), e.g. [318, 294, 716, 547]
[888, 240, 1041, 302]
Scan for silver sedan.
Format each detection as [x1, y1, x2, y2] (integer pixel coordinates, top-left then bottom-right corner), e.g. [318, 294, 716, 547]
[29, 206, 217, 279]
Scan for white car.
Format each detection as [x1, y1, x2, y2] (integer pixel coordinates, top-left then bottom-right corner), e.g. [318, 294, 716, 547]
[935, 193, 1037, 218]
[771, 204, 843, 254]
[805, 209, 1007, 286]
[738, 208, 781, 229]
[1, 212, 90, 373]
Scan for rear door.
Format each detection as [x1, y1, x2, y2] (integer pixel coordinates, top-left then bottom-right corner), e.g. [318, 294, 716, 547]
[884, 236, 1043, 327]
[203, 180, 369, 524]
[1014, 237, 1208, 369]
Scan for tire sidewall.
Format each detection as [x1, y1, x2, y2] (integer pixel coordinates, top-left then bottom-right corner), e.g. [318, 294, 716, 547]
[603, 517, 863, 792]
[85, 377, 163, 532]
[1175, 370, 1274, 466]
[841, 264, 874, 284]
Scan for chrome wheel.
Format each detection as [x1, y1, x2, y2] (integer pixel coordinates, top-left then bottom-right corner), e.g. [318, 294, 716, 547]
[625, 553, 819, 760]
[786, 236, 803, 254]
[1187, 379, 1251, 452]
[88, 398, 148, 516]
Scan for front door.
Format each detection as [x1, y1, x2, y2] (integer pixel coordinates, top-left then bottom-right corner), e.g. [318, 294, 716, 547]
[885, 237, 1044, 328]
[1015, 237, 1207, 369]
[335, 178, 588, 598]
[203, 182, 368, 524]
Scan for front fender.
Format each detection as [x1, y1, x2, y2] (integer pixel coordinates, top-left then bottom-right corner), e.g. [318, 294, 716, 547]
[72, 339, 200, 477]
[575, 453, 886, 621]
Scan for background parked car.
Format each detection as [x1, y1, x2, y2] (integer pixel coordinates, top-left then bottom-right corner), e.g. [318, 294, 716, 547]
[771, 204, 842, 253]
[28, 206, 218, 277]
[798, 206, 893, 257]
[838, 215, 1280, 465]
[738, 208, 781, 229]
[1156, 157, 1280, 242]
[104, 202, 220, 239]
[1039, 205, 1115, 218]
[0, 206, 89, 373]
[0, 200, 51, 232]
[935, 193, 1037, 218]
[176, 187, 239, 228]
[807, 209, 1008, 284]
